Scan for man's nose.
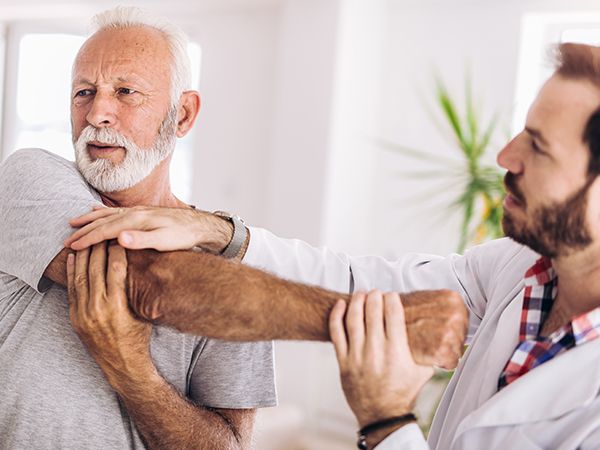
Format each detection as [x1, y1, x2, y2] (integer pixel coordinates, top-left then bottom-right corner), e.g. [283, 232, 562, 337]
[497, 134, 524, 174]
[86, 92, 118, 128]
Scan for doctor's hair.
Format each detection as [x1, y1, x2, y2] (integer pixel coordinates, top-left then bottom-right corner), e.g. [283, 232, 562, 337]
[90, 6, 191, 107]
[554, 42, 600, 175]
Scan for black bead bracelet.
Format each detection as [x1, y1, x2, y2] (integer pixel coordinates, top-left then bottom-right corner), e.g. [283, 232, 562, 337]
[357, 413, 417, 449]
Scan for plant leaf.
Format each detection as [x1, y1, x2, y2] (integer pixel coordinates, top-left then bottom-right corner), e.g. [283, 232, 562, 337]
[435, 77, 467, 153]
[375, 138, 462, 167]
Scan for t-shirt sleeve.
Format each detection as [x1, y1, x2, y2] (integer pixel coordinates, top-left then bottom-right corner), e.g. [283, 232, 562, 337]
[188, 339, 277, 409]
[0, 148, 102, 292]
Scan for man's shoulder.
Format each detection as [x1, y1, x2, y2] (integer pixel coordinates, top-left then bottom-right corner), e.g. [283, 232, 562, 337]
[2, 148, 77, 176]
[0, 148, 98, 200]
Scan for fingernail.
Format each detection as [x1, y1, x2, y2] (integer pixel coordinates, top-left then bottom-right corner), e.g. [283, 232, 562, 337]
[67, 254, 74, 265]
[120, 232, 133, 245]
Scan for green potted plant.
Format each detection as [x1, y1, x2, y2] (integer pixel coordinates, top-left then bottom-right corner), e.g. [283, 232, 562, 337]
[378, 74, 505, 252]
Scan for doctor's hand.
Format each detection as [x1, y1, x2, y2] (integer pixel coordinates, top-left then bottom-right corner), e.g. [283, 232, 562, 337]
[330, 290, 433, 435]
[65, 206, 233, 255]
[67, 241, 155, 392]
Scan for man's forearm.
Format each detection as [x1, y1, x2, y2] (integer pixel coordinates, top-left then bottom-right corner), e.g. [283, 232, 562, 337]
[125, 249, 467, 367]
[127, 249, 338, 341]
[107, 362, 251, 450]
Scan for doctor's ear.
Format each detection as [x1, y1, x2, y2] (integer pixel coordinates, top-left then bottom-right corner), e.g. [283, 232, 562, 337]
[175, 91, 201, 138]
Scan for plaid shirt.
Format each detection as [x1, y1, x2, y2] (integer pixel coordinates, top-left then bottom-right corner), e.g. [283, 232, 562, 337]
[498, 257, 600, 390]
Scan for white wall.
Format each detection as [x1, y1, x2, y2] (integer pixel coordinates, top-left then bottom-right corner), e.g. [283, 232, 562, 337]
[179, 8, 281, 227]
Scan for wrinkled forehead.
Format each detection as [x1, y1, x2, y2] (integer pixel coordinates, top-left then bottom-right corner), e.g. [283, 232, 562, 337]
[73, 26, 172, 83]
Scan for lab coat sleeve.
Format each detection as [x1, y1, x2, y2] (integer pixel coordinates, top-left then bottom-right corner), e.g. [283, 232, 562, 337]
[244, 227, 528, 336]
[374, 423, 430, 449]
[244, 226, 355, 292]
[581, 426, 600, 450]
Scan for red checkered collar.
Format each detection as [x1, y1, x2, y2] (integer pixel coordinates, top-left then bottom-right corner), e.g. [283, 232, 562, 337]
[523, 257, 600, 346]
[523, 257, 555, 287]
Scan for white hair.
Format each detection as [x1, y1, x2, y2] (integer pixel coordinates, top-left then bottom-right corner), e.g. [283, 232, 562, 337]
[90, 6, 191, 106]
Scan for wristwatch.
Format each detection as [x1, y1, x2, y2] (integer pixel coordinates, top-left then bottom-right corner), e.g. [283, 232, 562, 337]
[213, 210, 247, 259]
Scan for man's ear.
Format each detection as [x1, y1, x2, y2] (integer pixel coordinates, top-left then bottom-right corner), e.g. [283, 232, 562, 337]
[176, 91, 201, 138]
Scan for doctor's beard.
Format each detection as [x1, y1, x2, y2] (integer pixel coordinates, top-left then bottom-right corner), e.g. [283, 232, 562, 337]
[73, 106, 178, 193]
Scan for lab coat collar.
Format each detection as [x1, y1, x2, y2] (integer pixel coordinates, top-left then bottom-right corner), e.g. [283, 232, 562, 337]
[454, 337, 600, 440]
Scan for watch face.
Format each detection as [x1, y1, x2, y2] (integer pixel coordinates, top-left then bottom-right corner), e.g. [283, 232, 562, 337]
[213, 210, 232, 219]
[213, 210, 245, 224]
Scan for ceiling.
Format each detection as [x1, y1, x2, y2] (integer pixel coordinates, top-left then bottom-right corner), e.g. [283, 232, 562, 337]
[0, 0, 283, 21]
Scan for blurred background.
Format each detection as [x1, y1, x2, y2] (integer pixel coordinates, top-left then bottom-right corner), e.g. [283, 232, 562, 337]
[1, 0, 600, 448]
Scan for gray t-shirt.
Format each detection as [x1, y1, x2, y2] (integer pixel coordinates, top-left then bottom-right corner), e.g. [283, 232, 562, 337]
[0, 148, 277, 449]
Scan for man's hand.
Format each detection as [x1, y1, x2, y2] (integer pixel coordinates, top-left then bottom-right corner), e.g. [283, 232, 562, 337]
[66, 243, 256, 449]
[66, 241, 154, 390]
[330, 291, 433, 448]
[401, 290, 468, 370]
[330, 291, 434, 427]
[65, 206, 232, 254]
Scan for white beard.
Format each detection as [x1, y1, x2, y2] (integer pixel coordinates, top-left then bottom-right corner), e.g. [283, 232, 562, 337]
[73, 108, 177, 193]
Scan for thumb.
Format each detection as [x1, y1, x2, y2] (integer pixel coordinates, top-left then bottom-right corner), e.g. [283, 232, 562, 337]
[118, 229, 173, 251]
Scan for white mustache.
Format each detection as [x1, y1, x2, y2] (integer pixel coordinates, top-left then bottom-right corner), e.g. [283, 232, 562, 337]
[77, 126, 135, 150]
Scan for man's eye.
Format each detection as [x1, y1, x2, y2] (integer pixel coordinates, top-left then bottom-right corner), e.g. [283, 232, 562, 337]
[531, 138, 545, 155]
[117, 88, 136, 95]
[75, 89, 93, 98]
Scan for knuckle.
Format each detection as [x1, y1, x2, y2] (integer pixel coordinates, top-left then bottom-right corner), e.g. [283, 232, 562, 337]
[443, 290, 465, 307]
[110, 260, 126, 274]
[339, 365, 350, 377]
[346, 321, 358, 335]
[441, 327, 460, 346]
[74, 273, 87, 287]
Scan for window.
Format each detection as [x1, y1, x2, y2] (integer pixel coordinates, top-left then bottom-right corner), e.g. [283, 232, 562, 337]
[15, 33, 85, 161]
[513, 12, 600, 133]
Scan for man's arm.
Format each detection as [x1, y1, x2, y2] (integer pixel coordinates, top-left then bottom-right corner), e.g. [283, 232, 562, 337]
[65, 244, 255, 450]
[46, 244, 467, 368]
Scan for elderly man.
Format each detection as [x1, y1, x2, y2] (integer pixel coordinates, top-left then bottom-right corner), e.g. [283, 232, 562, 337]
[65, 42, 600, 449]
[0, 7, 277, 449]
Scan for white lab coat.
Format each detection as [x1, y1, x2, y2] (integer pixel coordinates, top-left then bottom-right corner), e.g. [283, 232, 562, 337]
[244, 227, 600, 449]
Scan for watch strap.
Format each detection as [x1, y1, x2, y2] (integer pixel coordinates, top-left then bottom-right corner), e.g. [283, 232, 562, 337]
[214, 211, 247, 259]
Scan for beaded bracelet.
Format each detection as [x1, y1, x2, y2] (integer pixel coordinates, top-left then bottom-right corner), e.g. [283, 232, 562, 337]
[356, 413, 417, 449]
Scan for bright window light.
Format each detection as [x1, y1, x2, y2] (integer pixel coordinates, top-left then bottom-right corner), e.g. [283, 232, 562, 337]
[513, 12, 600, 135]
[562, 28, 600, 45]
[16, 34, 85, 160]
